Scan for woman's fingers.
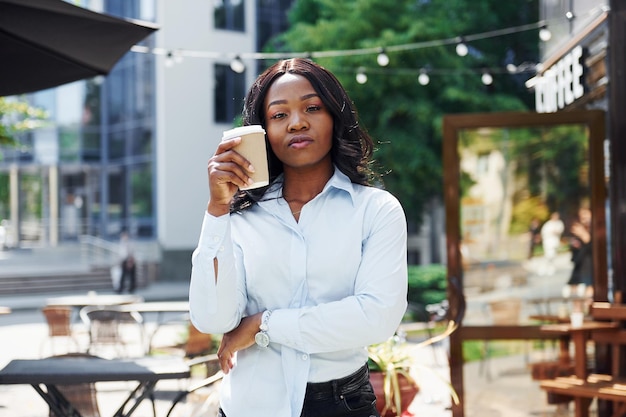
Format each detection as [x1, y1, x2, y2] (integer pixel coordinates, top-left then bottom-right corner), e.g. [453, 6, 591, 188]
[217, 348, 234, 374]
[210, 137, 255, 188]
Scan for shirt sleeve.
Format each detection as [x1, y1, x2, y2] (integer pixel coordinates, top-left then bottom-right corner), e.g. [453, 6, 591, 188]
[267, 193, 408, 354]
[189, 210, 247, 334]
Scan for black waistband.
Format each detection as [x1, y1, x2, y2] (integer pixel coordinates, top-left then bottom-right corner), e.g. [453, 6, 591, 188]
[305, 364, 370, 401]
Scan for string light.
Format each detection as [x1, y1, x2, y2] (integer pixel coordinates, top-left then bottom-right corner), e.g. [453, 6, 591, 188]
[539, 25, 552, 41]
[165, 51, 174, 67]
[131, 17, 581, 62]
[418, 69, 430, 86]
[230, 56, 245, 73]
[356, 67, 368, 84]
[455, 37, 469, 57]
[128, 5, 606, 85]
[481, 71, 493, 85]
[343, 64, 538, 87]
[376, 48, 390, 66]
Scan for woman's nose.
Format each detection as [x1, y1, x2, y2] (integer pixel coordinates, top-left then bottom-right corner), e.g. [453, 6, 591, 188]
[288, 113, 309, 131]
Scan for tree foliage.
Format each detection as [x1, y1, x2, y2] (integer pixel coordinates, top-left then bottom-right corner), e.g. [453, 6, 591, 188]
[0, 97, 48, 149]
[269, 0, 540, 226]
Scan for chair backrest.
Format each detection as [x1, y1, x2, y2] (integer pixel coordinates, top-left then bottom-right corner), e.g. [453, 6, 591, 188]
[48, 353, 101, 417]
[80, 306, 143, 354]
[82, 307, 124, 345]
[42, 306, 73, 337]
[489, 298, 522, 325]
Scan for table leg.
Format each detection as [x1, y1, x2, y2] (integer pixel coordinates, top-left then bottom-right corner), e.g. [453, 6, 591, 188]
[571, 333, 588, 379]
[557, 337, 571, 365]
[571, 331, 591, 417]
[573, 397, 592, 417]
[113, 380, 157, 417]
[32, 384, 83, 417]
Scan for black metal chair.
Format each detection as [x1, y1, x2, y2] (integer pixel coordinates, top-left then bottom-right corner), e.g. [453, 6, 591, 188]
[80, 305, 144, 358]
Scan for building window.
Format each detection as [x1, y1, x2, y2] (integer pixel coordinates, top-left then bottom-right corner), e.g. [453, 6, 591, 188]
[214, 0, 245, 31]
[214, 64, 246, 124]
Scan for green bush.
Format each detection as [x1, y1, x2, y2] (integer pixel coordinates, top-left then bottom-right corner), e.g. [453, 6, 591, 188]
[406, 264, 448, 321]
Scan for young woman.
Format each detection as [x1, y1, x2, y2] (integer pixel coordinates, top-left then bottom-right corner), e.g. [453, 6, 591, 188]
[189, 58, 408, 417]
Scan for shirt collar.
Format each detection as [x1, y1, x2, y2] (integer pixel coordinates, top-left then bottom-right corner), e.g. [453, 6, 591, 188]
[323, 167, 356, 205]
[261, 165, 356, 207]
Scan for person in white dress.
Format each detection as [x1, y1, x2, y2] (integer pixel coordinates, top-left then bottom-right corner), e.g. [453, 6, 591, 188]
[540, 212, 564, 275]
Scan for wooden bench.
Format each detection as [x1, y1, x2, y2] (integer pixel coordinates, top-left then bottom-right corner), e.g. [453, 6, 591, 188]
[538, 301, 626, 417]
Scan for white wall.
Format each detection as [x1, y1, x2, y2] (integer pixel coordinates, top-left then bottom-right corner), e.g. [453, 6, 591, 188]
[155, 0, 257, 251]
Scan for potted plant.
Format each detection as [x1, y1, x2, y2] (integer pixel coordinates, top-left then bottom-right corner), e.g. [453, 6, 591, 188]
[368, 327, 460, 417]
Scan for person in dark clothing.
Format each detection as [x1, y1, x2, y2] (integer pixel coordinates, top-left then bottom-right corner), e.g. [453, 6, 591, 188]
[117, 229, 136, 293]
[528, 217, 542, 259]
[567, 208, 593, 297]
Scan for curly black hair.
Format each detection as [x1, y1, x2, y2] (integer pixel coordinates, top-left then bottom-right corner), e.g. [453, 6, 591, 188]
[231, 58, 375, 212]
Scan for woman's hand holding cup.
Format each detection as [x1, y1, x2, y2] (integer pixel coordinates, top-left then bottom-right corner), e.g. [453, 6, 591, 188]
[207, 136, 256, 216]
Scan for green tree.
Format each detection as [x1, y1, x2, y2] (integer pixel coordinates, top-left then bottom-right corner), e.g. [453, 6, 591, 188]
[0, 97, 48, 147]
[270, 0, 539, 226]
[0, 97, 48, 220]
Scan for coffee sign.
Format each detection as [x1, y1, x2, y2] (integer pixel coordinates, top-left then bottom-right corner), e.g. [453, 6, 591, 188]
[534, 45, 586, 113]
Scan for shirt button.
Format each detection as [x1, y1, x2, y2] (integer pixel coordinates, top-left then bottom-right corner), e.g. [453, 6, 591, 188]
[301, 354, 308, 361]
[212, 236, 220, 243]
[219, 246, 224, 252]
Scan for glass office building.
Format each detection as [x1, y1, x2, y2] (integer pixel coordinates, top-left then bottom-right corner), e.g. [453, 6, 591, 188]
[0, 0, 293, 258]
[0, 0, 157, 245]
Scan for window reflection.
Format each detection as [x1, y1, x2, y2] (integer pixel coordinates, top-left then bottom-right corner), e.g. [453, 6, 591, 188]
[458, 124, 591, 324]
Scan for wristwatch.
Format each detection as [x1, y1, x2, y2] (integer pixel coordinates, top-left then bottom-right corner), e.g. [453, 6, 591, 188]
[255, 310, 272, 348]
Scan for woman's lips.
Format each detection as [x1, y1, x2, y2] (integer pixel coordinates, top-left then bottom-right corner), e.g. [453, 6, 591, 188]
[288, 136, 313, 149]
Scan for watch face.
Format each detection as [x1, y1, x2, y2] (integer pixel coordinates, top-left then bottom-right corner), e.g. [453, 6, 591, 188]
[255, 331, 270, 347]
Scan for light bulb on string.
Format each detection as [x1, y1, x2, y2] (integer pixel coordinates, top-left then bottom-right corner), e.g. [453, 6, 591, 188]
[165, 51, 174, 67]
[376, 49, 389, 67]
[356, 67, 367, 84]
[455, 38, 468, 57]
[481, 71, 493, 86]
[539, 25, 552, 41]
[418, 69, 430, 86]
[230, 56, 245, 73]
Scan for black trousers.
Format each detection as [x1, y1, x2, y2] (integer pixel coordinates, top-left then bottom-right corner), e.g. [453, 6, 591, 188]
[218, 364, 379, 417]
[117, 258, 136, 293]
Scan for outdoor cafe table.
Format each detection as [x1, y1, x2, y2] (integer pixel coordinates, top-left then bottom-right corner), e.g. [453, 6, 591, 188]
[540, 320, 619, 417]
[46, 293, 144, 324]
[0, 355, 190, 417]
[46, 293, 143, 308]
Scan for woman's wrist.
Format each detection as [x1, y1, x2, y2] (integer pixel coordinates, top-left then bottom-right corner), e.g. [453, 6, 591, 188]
[207, 201, 230, 217]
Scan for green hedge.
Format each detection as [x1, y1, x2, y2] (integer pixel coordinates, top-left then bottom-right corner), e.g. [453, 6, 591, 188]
[406, 264, 448, 321]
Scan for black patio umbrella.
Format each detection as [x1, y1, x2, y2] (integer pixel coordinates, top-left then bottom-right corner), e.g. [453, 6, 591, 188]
[0, 0, 158, 97]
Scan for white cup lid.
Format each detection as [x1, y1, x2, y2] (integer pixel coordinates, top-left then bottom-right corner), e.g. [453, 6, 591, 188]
[222, 125, 266, 140]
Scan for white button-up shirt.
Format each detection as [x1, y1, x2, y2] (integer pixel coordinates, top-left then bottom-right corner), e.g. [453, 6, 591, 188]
[189, 168, 408, 417]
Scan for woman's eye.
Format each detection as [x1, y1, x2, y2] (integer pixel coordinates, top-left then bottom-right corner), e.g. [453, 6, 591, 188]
[270, 112, 286, 120]
[306, 105, 321, 112]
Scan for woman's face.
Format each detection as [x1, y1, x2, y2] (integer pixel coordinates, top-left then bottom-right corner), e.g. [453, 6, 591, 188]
[263, 73, 334, 171]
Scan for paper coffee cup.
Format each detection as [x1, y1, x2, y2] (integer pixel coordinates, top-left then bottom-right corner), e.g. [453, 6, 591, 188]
[570, 311, 584, 328]
[222, 125, 269, 190]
